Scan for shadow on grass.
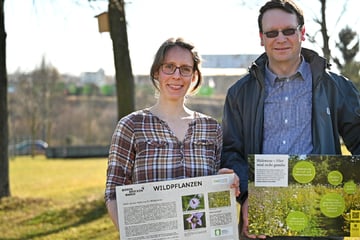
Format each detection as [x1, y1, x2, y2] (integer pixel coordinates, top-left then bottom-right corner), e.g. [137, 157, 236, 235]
[0, 196, 108, 240]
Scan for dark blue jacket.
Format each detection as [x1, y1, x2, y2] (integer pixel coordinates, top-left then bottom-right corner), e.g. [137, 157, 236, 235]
[221, 48, 360, 203]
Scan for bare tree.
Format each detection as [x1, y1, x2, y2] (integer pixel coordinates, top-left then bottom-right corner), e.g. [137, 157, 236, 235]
[307, 0, 360, 90]
[31, 57, 61, 145]
[108, 0, 134, 120]
[306, 0, 331, 60]
[9, 59, 64, 149]
[318, 0, 331, 61]
[0, 0, 10, 199]
[306, 0, 351, 63]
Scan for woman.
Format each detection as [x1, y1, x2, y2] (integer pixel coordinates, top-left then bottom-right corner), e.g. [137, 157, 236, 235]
[105, 37, 239, 230]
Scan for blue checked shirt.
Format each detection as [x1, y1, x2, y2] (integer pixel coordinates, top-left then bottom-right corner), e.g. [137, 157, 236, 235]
[105, 109, 222, 202]
[262, 58, 313, 154]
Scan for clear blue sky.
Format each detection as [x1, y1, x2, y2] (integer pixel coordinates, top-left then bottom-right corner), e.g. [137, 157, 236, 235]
[4, 0, 360, 76]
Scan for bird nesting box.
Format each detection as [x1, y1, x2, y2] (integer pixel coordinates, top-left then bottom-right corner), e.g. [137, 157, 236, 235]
[95, 12, 109, 33]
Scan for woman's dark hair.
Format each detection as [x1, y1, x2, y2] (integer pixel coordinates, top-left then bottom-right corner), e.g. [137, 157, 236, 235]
[258, 0, 304, 33]
[150, 37, 202, 94]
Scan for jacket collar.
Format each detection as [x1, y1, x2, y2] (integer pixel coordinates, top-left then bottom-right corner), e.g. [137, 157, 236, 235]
[249, 48, 330, 86]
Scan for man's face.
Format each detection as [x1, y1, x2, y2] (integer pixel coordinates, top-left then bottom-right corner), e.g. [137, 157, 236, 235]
[259, 8, 305, 66]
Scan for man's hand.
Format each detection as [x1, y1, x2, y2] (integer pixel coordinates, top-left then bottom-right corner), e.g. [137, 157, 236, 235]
[240, 198, 266, 239]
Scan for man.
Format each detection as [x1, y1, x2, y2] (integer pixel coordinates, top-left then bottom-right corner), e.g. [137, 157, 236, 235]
[221, 0, 360, 239]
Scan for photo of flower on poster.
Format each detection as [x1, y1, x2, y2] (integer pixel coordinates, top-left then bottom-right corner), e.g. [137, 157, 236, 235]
[182, 194, 204, 211]
[183, 212, 206, 230]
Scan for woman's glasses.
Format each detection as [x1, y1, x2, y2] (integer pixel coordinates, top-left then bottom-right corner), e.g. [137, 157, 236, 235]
[263, 25, 301, 38]
[161, 63, 193, 77]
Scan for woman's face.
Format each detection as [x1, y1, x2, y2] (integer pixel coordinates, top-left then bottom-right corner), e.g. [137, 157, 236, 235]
[259, 8, 305, 66]
[155, 46, 196, 102]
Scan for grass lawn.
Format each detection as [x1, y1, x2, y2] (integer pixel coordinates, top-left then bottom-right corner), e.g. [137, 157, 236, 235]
[0, 155, 119, 240]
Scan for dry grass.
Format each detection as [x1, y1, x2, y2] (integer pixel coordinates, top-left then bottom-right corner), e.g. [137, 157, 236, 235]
[0, 155, 119, 240]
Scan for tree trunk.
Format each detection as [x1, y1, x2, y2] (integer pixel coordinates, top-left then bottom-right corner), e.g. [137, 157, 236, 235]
[0, 0, 10, 199]
[319, 0, 331, 61]
[108, 0, 134, 120]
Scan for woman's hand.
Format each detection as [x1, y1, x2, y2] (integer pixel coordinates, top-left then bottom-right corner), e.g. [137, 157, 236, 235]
[106, 200, 119, 231]
[217, 168, 240, 197]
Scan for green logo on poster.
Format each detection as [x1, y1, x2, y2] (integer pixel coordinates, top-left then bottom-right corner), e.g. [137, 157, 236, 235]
[320, 193, 345, 218]
[292, 161, 315, 183]
[286, 211, 308, 231]
[327, 170, 343, 186]
[344, 180, 356, 194]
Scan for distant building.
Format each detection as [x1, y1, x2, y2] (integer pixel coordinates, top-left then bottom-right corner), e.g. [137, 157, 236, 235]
[202, 54, 258, 69]
[200, 54, 257, 76]
[80, 68, 106, 86]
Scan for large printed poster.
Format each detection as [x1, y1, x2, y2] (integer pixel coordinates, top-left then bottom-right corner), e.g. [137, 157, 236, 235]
[248, 154, 360, 238]
[116, 174, 239, 240]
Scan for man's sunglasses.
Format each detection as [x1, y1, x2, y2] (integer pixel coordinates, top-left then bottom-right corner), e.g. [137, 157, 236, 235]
[263, 25, 301, 38]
